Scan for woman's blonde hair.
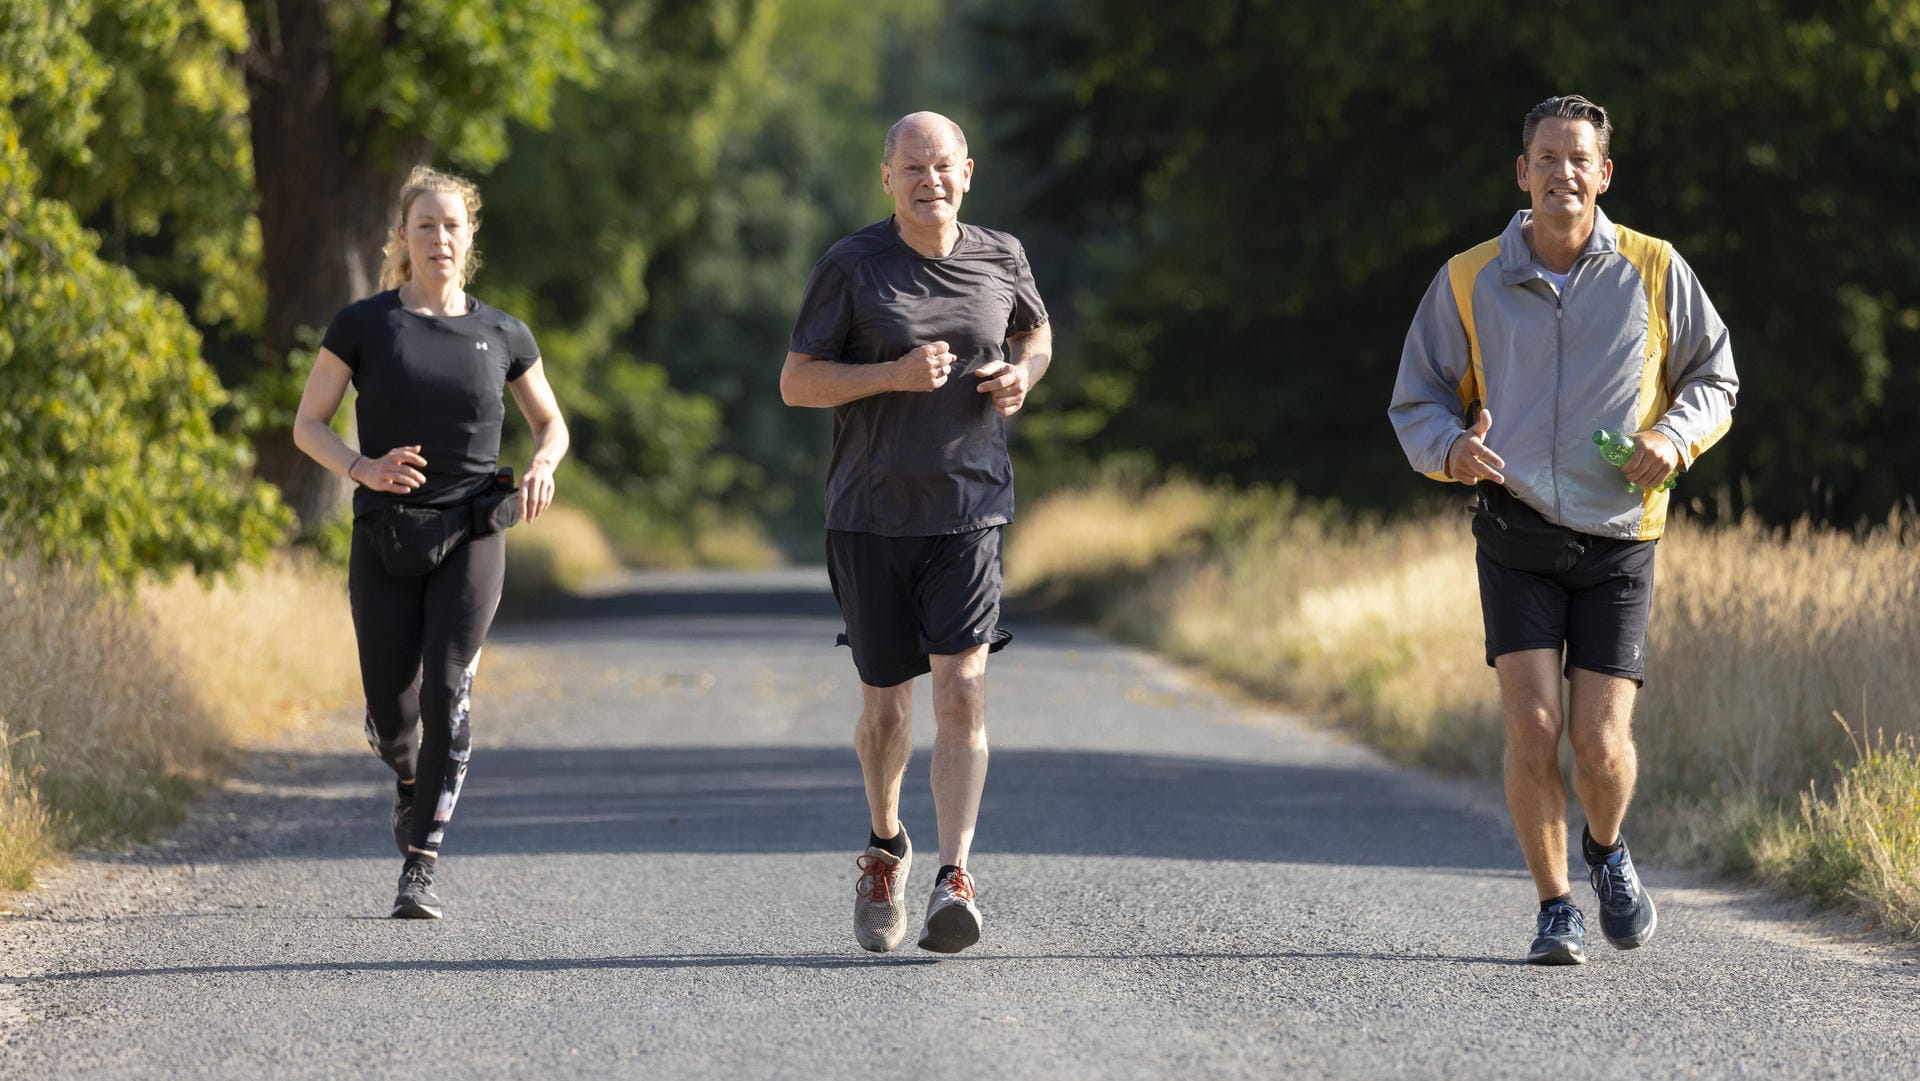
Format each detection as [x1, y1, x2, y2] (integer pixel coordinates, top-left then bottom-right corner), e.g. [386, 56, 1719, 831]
[378, 165, 484, 290]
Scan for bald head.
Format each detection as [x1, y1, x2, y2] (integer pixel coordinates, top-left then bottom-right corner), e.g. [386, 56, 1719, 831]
[884, 111, 968, 165]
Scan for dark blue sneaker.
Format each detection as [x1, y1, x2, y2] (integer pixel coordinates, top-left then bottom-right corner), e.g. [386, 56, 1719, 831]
[1587, 839, 1657, 949]
[1526, 900, 1586, 965]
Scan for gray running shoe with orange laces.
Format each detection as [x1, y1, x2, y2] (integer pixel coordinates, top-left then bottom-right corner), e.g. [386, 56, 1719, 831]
[917, 867, 982, 954]
[853, 830, 912, 952]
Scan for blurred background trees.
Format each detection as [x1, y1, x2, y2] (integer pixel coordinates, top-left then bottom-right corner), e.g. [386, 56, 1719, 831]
[4, 0, 1917, 579]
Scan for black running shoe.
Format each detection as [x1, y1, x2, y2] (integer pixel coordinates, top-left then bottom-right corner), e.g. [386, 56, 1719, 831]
[1587, 838, 1658, 950]
[1526, 900, 1586, 965]
[391, 857, 442, 919]
[391, 792, 413, 858]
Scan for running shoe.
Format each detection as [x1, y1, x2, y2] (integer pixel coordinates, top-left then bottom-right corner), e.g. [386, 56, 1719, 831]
[917, 867, 982, 954]
[1526, 900, 1586, 965]
[853, 830, 912, 952]
[391, 790, 413, 857]
[391, 856, 443, 919]
[1587, 836, 1658, 949]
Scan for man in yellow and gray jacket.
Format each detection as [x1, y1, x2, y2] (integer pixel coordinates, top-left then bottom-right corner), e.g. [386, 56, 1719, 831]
[1389, 95, 1738, 967]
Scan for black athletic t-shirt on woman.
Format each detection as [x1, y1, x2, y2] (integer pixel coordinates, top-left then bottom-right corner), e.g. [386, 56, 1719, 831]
[321, 290, 539, 517]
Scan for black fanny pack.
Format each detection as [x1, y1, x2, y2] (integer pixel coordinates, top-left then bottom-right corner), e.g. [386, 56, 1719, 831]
[1469, 482, 1586, 576]
[365, 469, 521, 578]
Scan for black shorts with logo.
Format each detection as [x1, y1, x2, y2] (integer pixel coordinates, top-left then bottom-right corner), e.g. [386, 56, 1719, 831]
[1476, 534, 1657, 683]
[825, 526, 1012, 688]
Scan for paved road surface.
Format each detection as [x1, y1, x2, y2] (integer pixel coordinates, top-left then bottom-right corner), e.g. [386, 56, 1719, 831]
[3, 569, 1915, 1078]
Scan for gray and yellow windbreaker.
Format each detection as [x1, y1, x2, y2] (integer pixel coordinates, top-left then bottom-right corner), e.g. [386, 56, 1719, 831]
[1389, 208, 1738, 540]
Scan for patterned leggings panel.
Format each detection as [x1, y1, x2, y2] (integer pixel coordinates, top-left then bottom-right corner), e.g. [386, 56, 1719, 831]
[348, 526, 505, 854]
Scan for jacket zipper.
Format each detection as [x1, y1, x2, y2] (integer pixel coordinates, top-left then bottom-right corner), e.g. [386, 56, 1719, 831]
[1552, 277, 1565, 524]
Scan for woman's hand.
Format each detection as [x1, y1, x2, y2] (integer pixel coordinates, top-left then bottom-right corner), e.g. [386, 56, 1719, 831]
[351, 446, 428, 493]
[519, 459, 557, 522]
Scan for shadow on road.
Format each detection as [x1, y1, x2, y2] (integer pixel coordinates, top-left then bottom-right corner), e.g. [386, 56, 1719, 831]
[150, 744, 1515, 872]
[12, 948, 1523, 985]
[498, 585, 841, 624]
[493, 566, 1056, 626]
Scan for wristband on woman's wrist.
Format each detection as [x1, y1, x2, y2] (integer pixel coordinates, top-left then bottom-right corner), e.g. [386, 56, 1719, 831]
[347, 454, 365, 482]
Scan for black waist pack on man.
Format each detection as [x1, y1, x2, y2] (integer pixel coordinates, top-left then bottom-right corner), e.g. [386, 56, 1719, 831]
[1469, 481, 1586, 576]
[367, 468, 521, 578]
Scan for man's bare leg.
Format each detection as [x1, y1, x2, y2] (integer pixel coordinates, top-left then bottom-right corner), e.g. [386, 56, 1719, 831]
[1496, 649, 1571, 901]
[929, 644, 990, 868]
[855, 681, 915, 839]
[915, 643, 990, 953]
[1566, 667, 1638, 847]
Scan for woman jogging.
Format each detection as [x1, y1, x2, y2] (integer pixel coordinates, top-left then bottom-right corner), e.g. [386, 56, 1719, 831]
[292, 165, 569, 918]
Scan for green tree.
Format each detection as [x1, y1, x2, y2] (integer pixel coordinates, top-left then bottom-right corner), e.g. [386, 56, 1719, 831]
[7, 0, 261, 331]
[985, 0, 1920, 526]
[630, 0, 945, 545]
[0, 123, 289, 582]
[240, 0, 602, 527]
[480, 0, 785, 555]
[5, 1, 604, 534]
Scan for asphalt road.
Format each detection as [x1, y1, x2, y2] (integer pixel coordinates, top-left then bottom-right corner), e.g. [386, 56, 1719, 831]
[2, 568, 1915, 1079]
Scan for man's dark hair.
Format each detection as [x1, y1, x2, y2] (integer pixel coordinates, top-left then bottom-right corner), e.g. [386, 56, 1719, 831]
[1522, 95, 1611, 160]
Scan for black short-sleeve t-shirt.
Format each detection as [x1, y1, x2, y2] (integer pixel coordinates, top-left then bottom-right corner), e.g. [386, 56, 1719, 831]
[789, 218, 1049, 536]
[321, 290, 539, 517]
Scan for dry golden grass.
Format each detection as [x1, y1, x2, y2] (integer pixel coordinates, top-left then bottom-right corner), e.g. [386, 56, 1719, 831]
[0, 729, 55, 891]
[692, 514, 785, 570]
[1007, 481, 1920, 935]
[139, 551, 360, 747]
[0, 551, 359, 892]
[1004, 478, 1215, 594]
[504, 503, 624, 596]
[1639, 520, 1920, 802]
[0, 559, 223, 881]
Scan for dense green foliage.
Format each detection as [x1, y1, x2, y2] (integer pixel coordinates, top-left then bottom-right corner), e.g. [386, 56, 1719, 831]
[628, 0, 952, 543]
[7, 0, 1918, 579]
[479, 0, 779, 557]
[0, 136, 289, 581]
[978, 0, 1920, 525]
[1, 1, 289, 582]
[7, 0, 259, 328]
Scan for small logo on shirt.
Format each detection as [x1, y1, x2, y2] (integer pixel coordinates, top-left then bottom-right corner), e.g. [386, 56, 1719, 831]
[474, 340, 489, 351]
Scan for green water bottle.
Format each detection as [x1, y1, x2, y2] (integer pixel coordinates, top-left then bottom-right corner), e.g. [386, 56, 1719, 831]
[1593, 429, 1676, 493]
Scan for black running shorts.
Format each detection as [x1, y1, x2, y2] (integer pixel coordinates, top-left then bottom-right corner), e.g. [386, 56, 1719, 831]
[1476, 535, 1657, 683]
[825, 527, 1012, 688]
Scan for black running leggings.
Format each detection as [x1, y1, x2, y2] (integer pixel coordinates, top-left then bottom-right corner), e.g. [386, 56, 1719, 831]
[348, 526, 506, 855]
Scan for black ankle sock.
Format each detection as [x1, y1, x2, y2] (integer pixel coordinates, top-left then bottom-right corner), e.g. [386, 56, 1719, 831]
[937, 864, 961, 886]
[396, 780, 415, 800]
[868, 830, 907, 859]
[1582, 825, 1622, 864]
[1540, 893, 1573, 912]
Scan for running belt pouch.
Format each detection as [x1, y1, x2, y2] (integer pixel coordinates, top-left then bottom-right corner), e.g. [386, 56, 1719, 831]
[471, 486, 520, 537]
[1469, 482, 1586, 576]
[374, 505, 468, 578]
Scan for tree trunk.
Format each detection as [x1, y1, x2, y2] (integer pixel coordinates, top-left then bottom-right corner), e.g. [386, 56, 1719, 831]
[244, 0, 428, 529]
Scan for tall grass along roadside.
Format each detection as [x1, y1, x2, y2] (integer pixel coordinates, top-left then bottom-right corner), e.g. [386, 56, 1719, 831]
[1006, 480, 1920, 938]
[0, 552, 357, 892]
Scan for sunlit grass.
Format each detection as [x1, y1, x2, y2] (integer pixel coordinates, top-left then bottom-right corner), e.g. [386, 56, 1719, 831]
[1746, 724, 1920, 938]
[139, 550, 360, 747]
[1007, 481, 1920, 936]
[0, 552, 359, 892]
[504, 503, 625, 598]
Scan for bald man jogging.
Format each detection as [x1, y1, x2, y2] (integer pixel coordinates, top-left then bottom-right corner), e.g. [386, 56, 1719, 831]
[781, 111, 1052, 954]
